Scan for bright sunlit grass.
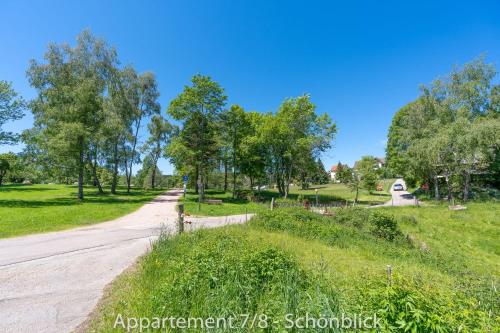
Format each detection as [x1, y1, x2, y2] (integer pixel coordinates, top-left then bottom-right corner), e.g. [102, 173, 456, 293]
[0, 184, 164, 238]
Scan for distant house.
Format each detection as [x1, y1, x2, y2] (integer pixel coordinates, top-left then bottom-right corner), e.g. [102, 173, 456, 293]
[375, 157, 386, 169]
[330, 165, 338, 181]
[353, 157, 386, 170]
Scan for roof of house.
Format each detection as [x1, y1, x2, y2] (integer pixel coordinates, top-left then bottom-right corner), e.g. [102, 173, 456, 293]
[331, 165, 338, 172]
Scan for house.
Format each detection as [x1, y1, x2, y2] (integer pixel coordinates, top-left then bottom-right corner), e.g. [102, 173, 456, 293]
[330, 165, 338, 181]
[375, 157, 386, 169]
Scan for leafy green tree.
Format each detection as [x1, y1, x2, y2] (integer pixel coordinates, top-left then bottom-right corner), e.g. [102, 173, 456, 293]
[27, 30, 117, 199]
[335, 162, 351, 183]
[355, 156, 380, 193]
[167, 74, 227, 206]
[222, 104, 251, 197]
[239, 111, 267, 192]
[123, 72, 161, 193]
[0, 81, 25, 145]
[142, 115, 173, 189]
[311, 158, 330, 185]
[260, 95, 336, 197]
[387, 57, 500, 201]
[0, 152, 16, 185]
[105, 66, 137, 194]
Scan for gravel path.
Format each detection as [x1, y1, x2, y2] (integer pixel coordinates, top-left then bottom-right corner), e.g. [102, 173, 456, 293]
[384, 178, 419, 206]
[0, 190, 249, 333]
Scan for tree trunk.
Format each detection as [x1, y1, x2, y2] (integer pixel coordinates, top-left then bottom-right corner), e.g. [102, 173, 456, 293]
[223, 155, 228, 192]
[151, 164, 157, 189]
[78, 137, 85, 200]
[463, 170, 470, 201]
[92, 163, 104, 194]
[232, 164, 237, 199]
[433, 176, 440, 201]
[111, 143, 119, 194]
[90, 152, 104, 194]
[355, 185, 359, 204]
[0, 174, 3, 186]
[194, 166, 199, 194]
[445, 175, 452, 201]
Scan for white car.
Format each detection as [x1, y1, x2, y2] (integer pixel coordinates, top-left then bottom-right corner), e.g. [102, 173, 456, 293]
[393, 184, 404, 191]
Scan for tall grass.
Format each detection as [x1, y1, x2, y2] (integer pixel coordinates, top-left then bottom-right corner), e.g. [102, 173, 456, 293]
[89, 203, 499, 332]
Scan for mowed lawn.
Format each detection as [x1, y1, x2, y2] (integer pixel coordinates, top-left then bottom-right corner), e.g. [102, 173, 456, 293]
[0, 184, 164, 238]
[182, 179, 395, 217]
[88, 202, 499, 332]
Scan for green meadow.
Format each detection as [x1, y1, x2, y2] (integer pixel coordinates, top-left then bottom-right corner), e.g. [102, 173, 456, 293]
[181, 179, 395, 217]
[0, 184, 164, 238]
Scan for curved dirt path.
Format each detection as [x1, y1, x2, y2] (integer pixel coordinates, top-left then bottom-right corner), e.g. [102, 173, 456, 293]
[384, 178, 419, 206]
[0, 190, 249, 333]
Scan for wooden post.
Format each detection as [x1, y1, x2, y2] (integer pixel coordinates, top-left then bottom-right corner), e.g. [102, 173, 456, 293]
[270, 197, 275, 210]
[315, 189, 319, 206]
[177, 204, 184, 234]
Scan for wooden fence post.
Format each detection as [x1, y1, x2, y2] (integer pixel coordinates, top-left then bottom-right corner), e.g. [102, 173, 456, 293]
[270, 197, 275, 210]
[178, 204, 184, 234]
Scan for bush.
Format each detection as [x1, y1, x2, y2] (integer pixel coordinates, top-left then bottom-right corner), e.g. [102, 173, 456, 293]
[399, 214, 418, 225]
[369, 277, 492, 332]
[370, 211, 402, 241]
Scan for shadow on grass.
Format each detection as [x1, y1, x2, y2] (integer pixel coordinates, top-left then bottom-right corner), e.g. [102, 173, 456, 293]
[0, 184, 59, 192]
[0, 188, 165, 208]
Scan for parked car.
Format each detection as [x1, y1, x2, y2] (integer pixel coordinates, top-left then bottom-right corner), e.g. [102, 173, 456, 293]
[393, 184, 404, 191]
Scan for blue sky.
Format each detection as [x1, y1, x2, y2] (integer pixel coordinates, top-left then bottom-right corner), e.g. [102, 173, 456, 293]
[2, 0, 500, 174]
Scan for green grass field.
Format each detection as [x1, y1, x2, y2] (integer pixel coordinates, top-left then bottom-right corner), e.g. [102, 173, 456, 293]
[88, 202, 499, 332]
[182, 179, 395, 217]
[0, 184, 164, 238]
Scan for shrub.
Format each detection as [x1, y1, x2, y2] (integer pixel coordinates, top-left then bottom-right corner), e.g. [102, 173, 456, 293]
[399, 214, 418, 225]
[370, 211, 402, 241]
[369, 277, 492, 332]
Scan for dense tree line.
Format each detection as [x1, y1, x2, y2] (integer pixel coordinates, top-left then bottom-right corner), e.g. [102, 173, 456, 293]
[166, 77, 336, 200]
[386, 58, 500, 201]
[1, 31, 336, 200]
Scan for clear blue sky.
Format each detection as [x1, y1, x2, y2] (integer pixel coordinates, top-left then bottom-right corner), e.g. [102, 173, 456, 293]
[2, 0, 500, 174]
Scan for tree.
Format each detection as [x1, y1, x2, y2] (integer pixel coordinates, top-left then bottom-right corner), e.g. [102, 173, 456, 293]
[338, 165, 360, 203]
[167, 74, 227, 207]
[221, 104, 251, 197]
[239, 111, 267, 193]
[27, 30, 117, 200]
[123, 71, 161, 193]
[0, 81, 25, 145]
[260, 95, 336, 197]
[387, 57, 500, 201]
[0, 153, 16, 186]
[105, 66, 137, 194]
[142, 115, 173, 189]
[335, 162, 351, 183]
[355, 156, 380, 193]
[311, 158, 330, 185]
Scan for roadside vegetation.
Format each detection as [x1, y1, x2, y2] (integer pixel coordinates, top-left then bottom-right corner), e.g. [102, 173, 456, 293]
[88, 202, 499, 332]
[0, 184, 163, 238]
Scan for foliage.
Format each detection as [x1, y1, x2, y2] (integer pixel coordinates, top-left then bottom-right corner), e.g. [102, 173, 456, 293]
[167, 74, 227, 202]
[27, 30, 118, 199]
[369, 211, 402, 241]
[386, 57, 500, 201]
[0, 80, 25, 145]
